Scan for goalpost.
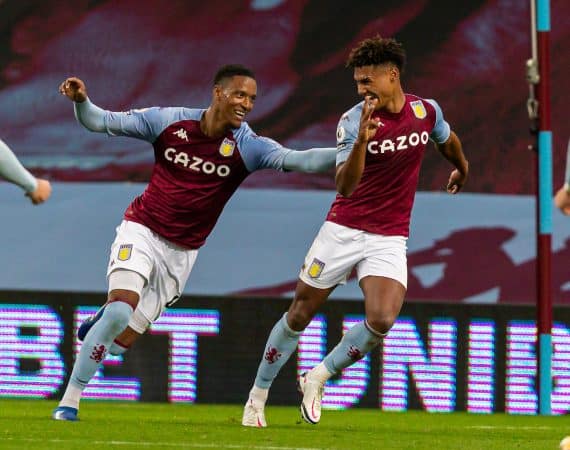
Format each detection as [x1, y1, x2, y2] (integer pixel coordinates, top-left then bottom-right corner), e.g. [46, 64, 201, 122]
[527, 0, 552, 415]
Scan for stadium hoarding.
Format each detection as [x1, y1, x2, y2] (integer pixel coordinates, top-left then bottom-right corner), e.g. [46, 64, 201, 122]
[4, 186, 570, 305]
[1, 291, 569, 415]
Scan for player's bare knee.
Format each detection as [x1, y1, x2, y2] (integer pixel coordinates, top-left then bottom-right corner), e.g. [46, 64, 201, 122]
[286, 306, 312, 331]
[366, 315, 396, 335]
[287, 299, 316, 331]
[115, 326, 142, 347]
[108, 269, 146, 310]
[109, 289, 139, 310]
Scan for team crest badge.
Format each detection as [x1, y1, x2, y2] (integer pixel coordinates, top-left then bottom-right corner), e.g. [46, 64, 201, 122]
[336, 126, 346, 143]
[219, 138, 235, 157]
[410, 100, 427, 119]
[118, 244, 133, 261]
[307, 258, 325, 279]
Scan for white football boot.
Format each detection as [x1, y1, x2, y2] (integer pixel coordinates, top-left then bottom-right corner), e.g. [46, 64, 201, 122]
[298, 372, 325, 425]
[242, 386, 268, 427]
[242, 397, 267, 427]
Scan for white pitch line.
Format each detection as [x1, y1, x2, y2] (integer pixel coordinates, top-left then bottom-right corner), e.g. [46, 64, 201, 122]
[2, 437, 325, 450]
[465, 426, 557, 431]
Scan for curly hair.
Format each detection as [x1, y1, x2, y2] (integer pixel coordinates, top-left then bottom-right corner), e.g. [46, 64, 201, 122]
[346, 36, 406, 73]
[213, 64, 256, 86]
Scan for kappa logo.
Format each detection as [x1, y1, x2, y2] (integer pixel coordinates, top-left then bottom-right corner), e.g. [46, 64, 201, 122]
[219, 138, 235, 157]
[307, 258, 325, 279]
[410, 100, 427, 119]
[173, 128, 189, 142]
[118, 244, 133, 261]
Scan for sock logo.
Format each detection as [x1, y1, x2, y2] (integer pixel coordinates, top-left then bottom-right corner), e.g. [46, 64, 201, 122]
[90, 344, 107, 363]
[264, 345, 282, 364]
[347, 345, 363, 361]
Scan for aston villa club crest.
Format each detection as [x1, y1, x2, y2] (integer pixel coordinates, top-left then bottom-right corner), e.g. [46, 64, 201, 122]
[308, 258, 325, 279]
[410, 100, 427, 119]
[118, 244, 133, 261]
[219, 138, 235, 157]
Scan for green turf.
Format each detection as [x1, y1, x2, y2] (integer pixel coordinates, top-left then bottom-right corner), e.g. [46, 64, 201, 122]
[0, 400, 567, 450]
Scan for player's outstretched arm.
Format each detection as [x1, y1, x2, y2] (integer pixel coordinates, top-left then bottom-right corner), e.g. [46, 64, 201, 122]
[335, 96, 379, 197]
[282, 148, 336, 173]
[435, 131, 469, 194]
[0, 138, 52, 205]
[59, 76, 168, 141]
[59, 77, 107, 132]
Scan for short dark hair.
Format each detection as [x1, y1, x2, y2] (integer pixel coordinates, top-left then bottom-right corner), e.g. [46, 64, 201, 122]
[213, 64, 256, 85]
[346, 36, 406, 73]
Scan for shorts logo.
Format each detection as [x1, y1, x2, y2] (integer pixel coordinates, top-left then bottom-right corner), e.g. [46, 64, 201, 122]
[307, 258, 325, 279]
[219, 138, 235, 157]
[118, 244, 133, 261]
[410, 100, 427, 119]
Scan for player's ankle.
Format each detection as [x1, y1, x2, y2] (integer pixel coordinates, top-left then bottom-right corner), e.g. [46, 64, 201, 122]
[309, 362, 333, 384]
[249, 385, 268, 404]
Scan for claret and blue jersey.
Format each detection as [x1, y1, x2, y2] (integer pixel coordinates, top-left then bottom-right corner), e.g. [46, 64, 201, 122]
[101, 107, 294, 249]
[329, 94, 451, 237]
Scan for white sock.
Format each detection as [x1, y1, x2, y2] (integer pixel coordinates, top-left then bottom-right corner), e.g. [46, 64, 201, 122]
[309, 362, 334, 384]
[249, 385, 268, 405]
[58, 382, 84, 409]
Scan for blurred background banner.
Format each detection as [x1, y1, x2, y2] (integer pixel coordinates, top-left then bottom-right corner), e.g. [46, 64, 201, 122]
[0, 0, 567, 192]
[1, 292, 570, 414]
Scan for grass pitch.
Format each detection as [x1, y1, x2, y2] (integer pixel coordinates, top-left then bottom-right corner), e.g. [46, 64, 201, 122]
[0, 400, 567, 450]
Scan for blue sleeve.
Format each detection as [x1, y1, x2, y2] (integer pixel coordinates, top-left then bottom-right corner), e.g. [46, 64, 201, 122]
[335, 106, 360, 166]
[0, 138, 37, 192]
[426, 99, 451, 144]
[234, 123, 291, 172]
[104, 107, 192, 142]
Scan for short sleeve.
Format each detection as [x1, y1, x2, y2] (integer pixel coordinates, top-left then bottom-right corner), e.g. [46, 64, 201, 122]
[336, 107, 359, 166]
[425, 99, 451, 144]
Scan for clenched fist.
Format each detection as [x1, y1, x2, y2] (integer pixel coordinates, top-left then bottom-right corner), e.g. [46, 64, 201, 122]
[59, 77, 87, 103]
[26, 178, 52, 205]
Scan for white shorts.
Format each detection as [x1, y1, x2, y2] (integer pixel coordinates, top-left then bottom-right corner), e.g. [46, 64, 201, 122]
[299, 221, 407, 290]
[107, 220, 198, 333]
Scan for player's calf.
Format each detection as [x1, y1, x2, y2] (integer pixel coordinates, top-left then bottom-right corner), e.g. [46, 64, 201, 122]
[77, 304, 107, 341]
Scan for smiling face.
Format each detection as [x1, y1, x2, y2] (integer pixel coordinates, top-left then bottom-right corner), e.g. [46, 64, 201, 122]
[353, 64, 400, 110]
[213, 75, 257, 128]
